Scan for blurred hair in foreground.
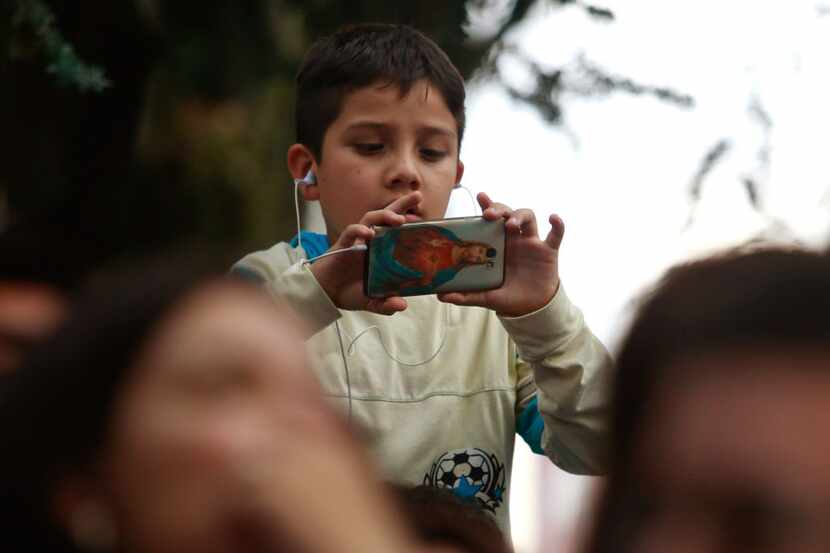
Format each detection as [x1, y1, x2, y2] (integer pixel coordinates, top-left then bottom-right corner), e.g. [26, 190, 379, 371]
[393, 484, 511, 553]
[584, 246, 830, 553]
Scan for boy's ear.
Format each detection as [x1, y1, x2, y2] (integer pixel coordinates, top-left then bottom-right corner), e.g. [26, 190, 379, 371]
[287, 143, 320, 201]
[454, 159, 465, 189]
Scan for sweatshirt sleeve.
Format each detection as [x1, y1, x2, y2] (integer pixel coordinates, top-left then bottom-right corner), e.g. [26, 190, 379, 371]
[499, 284, 612, 475]
[232, 245, 341, 336]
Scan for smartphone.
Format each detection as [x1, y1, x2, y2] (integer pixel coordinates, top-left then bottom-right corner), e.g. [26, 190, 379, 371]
[364, 216, 506, 298]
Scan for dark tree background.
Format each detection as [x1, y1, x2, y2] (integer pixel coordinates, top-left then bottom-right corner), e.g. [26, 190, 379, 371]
[3, 0, 684, 278]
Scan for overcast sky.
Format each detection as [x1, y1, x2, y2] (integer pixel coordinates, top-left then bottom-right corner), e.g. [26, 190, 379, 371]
[452, 2, 830, 551]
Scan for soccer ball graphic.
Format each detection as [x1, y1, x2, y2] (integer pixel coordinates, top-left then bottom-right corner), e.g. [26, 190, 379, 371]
[436, 450, 490, 493]
[424, 448, 505, 512]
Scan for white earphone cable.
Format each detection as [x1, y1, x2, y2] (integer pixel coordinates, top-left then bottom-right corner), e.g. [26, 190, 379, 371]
[334, 320, 353, 422]
[292, 174, 458, 421]
[294, 175, 355, 423]
[456, 184, 480, 215]
[294, 179, 305, 255]
[345, 302, 449, 367]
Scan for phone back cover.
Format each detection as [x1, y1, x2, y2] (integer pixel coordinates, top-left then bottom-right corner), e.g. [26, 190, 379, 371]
[365, 217, 505, 298]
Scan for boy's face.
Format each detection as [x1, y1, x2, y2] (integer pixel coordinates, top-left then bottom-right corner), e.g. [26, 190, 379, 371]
[298, 79, 464, 242]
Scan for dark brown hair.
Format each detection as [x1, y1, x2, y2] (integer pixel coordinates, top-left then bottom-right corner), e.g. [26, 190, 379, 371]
[295, 23, 466, 159]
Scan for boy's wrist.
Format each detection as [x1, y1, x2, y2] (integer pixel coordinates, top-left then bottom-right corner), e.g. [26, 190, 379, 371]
[308, 257, 341, 302]
[497, 279, 559, 318]
[499, 282, 580, 357]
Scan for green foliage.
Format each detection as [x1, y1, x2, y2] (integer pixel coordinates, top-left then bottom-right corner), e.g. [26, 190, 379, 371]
[11, 0, 110, 92]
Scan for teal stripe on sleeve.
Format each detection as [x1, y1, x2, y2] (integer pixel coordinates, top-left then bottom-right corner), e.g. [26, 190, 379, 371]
[516, 395, 545, 455]
[289, 231, 330, 261]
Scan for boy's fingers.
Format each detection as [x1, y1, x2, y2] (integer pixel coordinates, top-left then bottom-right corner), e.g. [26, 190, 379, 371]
[383, 297, 408, 313]
[367, 297, 407, 315]
[437, 291, 487, 307]
[476, 192, 493, 211]
[384, 191, 423, 214]
[362, 209, 406, 228]
[483, 202, 513, 222]
[361, 192, 422, 227]
[508, 209, 537, 236]
[338, 224, 374, 248]
[544, 214, 565, 250]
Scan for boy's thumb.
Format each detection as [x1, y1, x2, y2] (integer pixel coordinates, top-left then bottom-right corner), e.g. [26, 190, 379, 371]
[545, 214, 565, 250]
[437, 291, 487, 308]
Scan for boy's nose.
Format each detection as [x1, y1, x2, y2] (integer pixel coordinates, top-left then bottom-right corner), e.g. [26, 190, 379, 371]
[386, 153, 421, 190]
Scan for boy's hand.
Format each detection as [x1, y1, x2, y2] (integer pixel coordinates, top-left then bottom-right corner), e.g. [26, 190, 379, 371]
[438, 192, 564, 317]
[309, 192, 423, 315]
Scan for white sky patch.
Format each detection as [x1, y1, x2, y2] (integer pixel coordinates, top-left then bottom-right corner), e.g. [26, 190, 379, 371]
[459, 2, 830, 551]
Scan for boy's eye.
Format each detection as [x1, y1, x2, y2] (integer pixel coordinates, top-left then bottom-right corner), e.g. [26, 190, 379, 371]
[354, 143, 384, 154]
[420, 148, 447, 161]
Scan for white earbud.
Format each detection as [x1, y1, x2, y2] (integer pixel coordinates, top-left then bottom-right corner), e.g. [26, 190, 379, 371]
[293, 169, 317, 186]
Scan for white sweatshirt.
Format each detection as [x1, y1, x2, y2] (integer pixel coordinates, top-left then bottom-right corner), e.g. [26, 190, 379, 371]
[234, 234, 612, 536]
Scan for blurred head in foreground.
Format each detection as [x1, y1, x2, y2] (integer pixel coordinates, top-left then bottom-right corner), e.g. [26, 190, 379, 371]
[393, 484, 510, 553]
[586, 248, 830, 553]
[0, 259, 423, 553]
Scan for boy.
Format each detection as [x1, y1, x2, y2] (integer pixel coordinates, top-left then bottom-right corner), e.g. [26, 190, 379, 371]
[234, 23, 612, 535]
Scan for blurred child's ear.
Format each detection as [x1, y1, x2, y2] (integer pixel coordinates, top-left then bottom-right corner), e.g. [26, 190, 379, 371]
[53, 472, 118, 550]
[454, 160, 465, 189]
[287, 143, 320, 201]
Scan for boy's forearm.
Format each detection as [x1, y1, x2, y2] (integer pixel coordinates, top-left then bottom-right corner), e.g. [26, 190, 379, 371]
[533, 329, 611, 475]
[234, 257, 341, 338]
[272, 262, 342, 336]
[500, 284, 613, 474]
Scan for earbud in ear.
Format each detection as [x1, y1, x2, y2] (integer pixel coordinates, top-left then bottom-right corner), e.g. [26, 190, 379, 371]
[293, 169, 317, 186]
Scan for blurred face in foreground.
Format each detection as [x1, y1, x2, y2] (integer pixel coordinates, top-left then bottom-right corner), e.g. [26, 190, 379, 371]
[629, 348, 830, 553]
[58, 283, 417, 553]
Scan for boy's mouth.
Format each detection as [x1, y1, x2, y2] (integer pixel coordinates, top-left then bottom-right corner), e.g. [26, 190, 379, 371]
[404, 207, 422, 222]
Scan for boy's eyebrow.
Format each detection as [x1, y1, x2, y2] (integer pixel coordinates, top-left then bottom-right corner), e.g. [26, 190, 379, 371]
[418, 125, 457, 139]
[344, 121, 457, 138]
[343, 121, 387, 133]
